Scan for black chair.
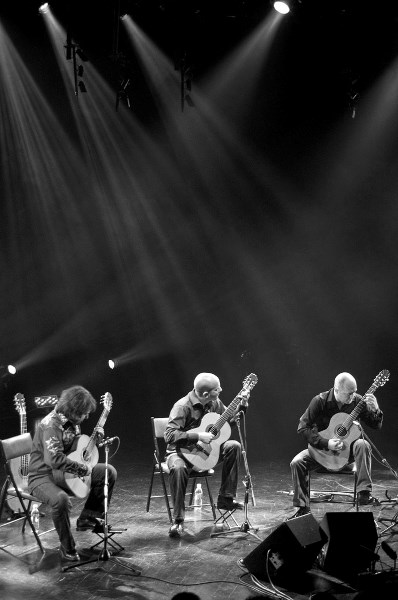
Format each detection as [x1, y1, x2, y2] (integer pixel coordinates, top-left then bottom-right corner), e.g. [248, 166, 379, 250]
[0, 433, 45, 563]
[146, 416, 217, 523]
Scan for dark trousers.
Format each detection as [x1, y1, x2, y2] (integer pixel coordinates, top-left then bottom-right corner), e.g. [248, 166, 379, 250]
[166, 440, 241, 523]
[30, 463, 117, 553]
[290, 439, 372, 508]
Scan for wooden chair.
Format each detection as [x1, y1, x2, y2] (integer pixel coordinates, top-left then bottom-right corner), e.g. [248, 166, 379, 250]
[0, 433, 45, 562]
[146, 417, 217, 523]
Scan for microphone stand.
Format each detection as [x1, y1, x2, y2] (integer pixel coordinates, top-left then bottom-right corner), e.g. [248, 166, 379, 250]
[212, 411, 261, 541]
[63, 437, 140, 574]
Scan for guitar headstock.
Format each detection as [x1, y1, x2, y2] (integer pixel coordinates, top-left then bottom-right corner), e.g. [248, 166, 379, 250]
[101, 392, 113, 411]
[13, 393, 26, 415]
[242, 373, 258, 391]
[374, 370, 390, 388]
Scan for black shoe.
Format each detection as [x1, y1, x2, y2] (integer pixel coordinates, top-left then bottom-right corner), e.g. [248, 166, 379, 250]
[60, 546, 80, 562]
[357, 491, 380, 506]
[168, 521, 184, 538]
[76, 516, 99, 531]
[287, 507, 311, 520]
[217, 496, 243, 511]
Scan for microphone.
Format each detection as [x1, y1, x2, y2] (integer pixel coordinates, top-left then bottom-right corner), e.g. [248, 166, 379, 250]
[98, 436, 118, 448]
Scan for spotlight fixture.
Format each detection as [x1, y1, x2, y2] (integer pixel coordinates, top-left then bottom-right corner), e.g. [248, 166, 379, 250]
[77, 65, 84, 77]
[78, 81, 87, 93]
[7, 364, 17, 375]
[108, 359, 115, 369]
[273, 1, 290, 14]
[38, 3, 50, 14]
[120, 14, 129, 21]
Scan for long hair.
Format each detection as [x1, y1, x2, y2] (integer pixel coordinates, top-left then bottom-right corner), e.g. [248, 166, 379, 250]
[56, 385, 96, 421]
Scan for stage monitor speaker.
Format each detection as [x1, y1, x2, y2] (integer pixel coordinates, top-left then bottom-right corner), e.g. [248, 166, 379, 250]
[319, 512, 378, 578]
[241, 513, 324, 582]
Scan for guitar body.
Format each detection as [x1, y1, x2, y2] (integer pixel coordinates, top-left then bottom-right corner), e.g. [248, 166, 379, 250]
[308, 413, 362, 471]
[53, 435, 99, 498]
[180, 414, 231, 471]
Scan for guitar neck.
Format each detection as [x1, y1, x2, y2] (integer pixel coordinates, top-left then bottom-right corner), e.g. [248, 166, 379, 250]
[342, 381, 380, 430]
[85, 407, 111, 454]
[214, 396, 242, 430]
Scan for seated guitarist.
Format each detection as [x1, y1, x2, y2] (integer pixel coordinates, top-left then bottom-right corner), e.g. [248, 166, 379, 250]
[28, 385, 117, 561]
[289, 372, 383, 519]
[164, 372, 249, 538]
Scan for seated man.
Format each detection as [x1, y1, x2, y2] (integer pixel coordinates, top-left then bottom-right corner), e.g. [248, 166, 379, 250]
[164, 372, 249, 538]
[28, 385, 117, 561]
[289, 372, 383, 519]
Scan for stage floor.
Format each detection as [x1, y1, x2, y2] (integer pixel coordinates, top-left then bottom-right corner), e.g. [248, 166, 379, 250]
[1, 457, 398, 600]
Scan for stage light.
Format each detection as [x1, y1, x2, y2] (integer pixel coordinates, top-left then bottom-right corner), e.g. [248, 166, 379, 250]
[77, 65, 84, 77]
[120, 14, 129, 21]
[274, 1, 290, 14]
[38, 3, 50, 14]
[108, 359, 115, 369]
[78, 81, 87, 93]
[7, 365, 17, 375]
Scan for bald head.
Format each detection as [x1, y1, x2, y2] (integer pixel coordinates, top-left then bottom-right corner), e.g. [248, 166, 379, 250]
[193, 373, 222, 403]
[334, 372, 357, 404]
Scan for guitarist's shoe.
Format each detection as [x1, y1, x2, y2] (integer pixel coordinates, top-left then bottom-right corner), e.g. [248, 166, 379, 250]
[287, 506, 311, 520]
[168, 521, 184, 538]
[60, 546, 80, 562]
[76, 516, 101, 531]
[217, 496, 243, 511]
[357, 491, 381, 506]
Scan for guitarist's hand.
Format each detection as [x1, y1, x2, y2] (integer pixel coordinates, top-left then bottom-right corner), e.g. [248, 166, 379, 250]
[94, 426, 105, 443]
[328, 438, 344, 452]
[198, 432, 214, 444]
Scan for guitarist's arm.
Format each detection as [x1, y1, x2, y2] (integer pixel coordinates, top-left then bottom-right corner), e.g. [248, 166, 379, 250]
[358, 394, 383, 430]
[298, 392, 333, 450]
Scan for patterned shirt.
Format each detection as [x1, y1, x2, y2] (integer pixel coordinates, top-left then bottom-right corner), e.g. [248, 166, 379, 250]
[28, 410, 89, 490]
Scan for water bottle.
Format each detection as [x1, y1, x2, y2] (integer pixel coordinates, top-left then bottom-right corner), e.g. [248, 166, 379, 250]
[31, 503, 40, 533]
[194, 483, 203, 509]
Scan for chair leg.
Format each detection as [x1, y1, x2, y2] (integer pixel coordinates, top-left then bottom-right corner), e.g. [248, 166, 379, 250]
[22, 500, 33, 534]
[204, 477, 216, 519]
[146, 466, 156, 512]
[0, 479, 8, 520]
[188, 478, 196, 506]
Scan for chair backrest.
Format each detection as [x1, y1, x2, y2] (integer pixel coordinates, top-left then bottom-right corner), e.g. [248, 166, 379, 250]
[152, 417, 169, 439]
[0, 433, 32, 462]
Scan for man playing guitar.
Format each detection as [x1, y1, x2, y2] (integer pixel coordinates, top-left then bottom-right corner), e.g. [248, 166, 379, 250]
[165, 372, 250, 538]
[28, 385, 117, 561]
[289, 372, 384, 519]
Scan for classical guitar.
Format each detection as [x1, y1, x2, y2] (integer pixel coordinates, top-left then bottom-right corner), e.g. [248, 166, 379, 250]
[7, 393, 30, 514]
[53, 392, 113, 498]
[308, 369, 389, 471]
[179, 373, 258, 472]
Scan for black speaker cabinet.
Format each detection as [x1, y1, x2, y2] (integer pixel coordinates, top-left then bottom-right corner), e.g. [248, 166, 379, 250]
[319, 512, 378, 577]
[242, 513, 324, 582]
